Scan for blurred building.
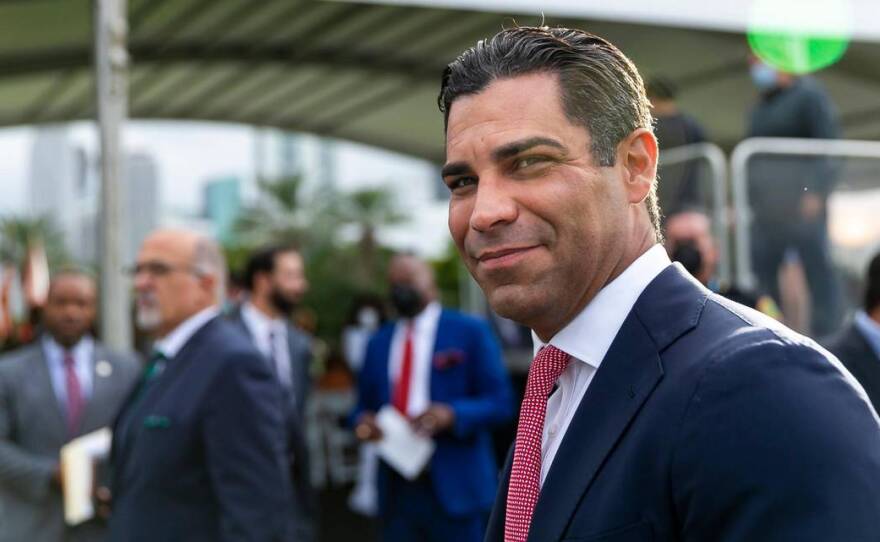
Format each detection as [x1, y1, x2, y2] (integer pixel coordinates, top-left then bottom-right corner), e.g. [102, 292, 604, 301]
[28, 126, 159, 265]
[203, 176, 242, 245]
[126, 152, 160, 263]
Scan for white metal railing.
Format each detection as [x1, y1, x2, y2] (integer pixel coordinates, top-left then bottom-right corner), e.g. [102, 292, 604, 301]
[659, 142, 731, 285]
[730, 137, 880, 288]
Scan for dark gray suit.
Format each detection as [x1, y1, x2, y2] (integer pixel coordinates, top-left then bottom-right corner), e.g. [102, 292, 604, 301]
[229, 307, 316, 542]
[825, 321, 880, 412]
[0, 338, 139, 542]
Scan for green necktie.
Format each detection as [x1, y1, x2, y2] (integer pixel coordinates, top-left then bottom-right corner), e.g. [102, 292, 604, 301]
[133, 350, 167, 401]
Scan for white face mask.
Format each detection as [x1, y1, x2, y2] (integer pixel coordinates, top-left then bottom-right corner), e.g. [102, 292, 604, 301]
[357, 308, 380, 329]
[750, 61, 779, 90]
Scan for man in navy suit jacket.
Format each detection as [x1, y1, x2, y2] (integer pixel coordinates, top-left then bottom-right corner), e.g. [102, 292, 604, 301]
[438, 26, 880, 541]
[354, 254, 513, 542]
[109, 230, 290, 542]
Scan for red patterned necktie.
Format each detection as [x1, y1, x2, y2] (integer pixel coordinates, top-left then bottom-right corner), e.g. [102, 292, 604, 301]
[505, 345, 571, 542]
[392, 323, 415, 416]
[63, 352, 84, 437]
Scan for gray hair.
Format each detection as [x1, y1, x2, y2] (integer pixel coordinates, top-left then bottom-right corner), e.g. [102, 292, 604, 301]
[193, 237, 227, 304]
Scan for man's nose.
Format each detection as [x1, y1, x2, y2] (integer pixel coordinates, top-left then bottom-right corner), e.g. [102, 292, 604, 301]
[469, 176, 518, 232]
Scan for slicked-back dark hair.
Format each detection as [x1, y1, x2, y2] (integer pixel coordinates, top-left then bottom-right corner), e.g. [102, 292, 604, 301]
[438, 25, 661, 237]
[865, 251, 880, 312]
[243, 244, 300, 292]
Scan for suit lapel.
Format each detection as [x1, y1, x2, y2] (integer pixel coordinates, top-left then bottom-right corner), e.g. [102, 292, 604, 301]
[376, 327, 393, 406]
[31, 343, 69, 440]
[490, 265, 705, 542]
[79, 344, 112, 434]
[286, 326, 309, 414]
[526, 314, 663, 541]
[116, 318, 217, 461]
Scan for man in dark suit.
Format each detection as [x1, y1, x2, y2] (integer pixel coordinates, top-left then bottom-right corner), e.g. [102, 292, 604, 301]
[825, 251, 880, 411]
[438, 26, 880, 541]
[0, 270, 139, 542]
[109, 229, 290, 542]
[354, 254, 513, 542]
[229, 244, 315, 542]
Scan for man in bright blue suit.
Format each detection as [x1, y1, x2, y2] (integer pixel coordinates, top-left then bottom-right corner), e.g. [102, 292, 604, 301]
[439, 26, 880, 542]
[354, 254, 513, 542]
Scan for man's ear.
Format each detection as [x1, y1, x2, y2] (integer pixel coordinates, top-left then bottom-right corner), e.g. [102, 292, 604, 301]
[201, 273, 218, 297]
[618, 128, 658, 205]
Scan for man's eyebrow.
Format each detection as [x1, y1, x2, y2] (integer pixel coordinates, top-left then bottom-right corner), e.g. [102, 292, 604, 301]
[441, 162, 472, 178]
[491, 137, 565, 162]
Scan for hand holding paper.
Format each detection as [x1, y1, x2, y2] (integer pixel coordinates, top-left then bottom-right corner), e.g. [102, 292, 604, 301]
[374, 406, 435, 480]
[60, 427, 112, 526]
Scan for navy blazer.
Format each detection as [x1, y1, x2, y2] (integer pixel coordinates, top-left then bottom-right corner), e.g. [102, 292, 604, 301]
[228, 308, 317, 542]
[109, 316, 290, 542]
[485, 264, 880, 541]
[355, 308, 514, 518]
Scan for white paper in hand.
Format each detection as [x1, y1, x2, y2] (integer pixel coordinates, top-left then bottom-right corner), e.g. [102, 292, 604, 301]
[60, 427, 112, 526]
[375, 405, 435, 480]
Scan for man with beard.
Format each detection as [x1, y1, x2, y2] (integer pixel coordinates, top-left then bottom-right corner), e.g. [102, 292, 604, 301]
[353, 253, 513, 542]
[229, 244, 315, 542]
[0, 270, 138, 542]
[109, 229, 290, 542]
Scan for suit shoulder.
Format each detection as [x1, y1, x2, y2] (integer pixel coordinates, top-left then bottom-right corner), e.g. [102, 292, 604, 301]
[684, 296, 871, 412]
[368, 322, 396, 344]
[287, 323, 312, 348]
[668, 294, 867, 402]
[823, 324, 868, 356]
[440, 309, 491, 332]
[0, 343, 41, 377]
[198, 318, 264, 365]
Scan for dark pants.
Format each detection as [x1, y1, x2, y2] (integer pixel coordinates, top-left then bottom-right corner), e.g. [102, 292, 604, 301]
[383, 472, 486, 542]
[751, 217, 841, 336]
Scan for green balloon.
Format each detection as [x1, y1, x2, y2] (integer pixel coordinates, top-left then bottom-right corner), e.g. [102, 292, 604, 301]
[747, 31, 849, 74]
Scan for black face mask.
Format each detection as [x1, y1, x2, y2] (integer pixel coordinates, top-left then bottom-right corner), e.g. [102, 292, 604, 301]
[270, 287, 297, 316]
[390, 284, 424, 318]
[671, 239, 703, 279]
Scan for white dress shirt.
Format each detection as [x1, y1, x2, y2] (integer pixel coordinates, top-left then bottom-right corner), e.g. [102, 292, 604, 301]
[241, 302, 293, 389]
[533, 245, 671, 485]
[154, 305, 220, 359]
[42, 334, 95, 409]
[388, 301, 442, 418]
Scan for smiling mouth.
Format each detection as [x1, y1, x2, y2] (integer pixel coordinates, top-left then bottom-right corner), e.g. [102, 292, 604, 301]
[476, 246, 538, 269]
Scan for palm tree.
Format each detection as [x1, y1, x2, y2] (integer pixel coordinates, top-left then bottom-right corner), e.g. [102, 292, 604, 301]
[331, 187, 408, 285]
[233, 176, 309, 247]
[0, 215, 69, 269]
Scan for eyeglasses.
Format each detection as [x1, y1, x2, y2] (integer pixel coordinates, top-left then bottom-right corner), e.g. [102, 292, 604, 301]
[124, 261, 201, 278]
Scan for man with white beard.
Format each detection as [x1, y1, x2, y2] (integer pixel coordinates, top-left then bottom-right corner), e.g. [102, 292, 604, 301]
[108, 229, 292, 542]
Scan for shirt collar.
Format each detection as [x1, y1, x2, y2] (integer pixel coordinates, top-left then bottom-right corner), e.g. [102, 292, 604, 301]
[532, 244, 671, 367]
[154, 305, 220, 359]
[42, 334, 94, 363]
[399, 301, 442, 331]
[242, 301, 286, 336]
[854, 310, 880, 359]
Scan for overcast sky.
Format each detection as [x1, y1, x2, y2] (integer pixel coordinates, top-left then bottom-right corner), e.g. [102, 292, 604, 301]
[0, 120, 451, 257]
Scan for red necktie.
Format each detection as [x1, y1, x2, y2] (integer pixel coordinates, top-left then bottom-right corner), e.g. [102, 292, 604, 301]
[63, 352, 84, 437]
[505, 345, 571, 542]
[392, 324, 414, 416]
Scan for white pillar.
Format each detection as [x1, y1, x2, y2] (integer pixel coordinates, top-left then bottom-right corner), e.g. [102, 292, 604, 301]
[94, 0, 131, 349]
